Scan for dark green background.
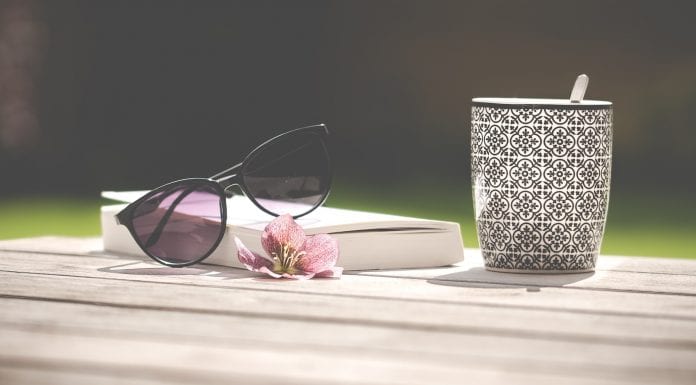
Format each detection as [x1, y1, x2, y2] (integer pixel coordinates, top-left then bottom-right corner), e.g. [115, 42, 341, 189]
[0, 1, 694, 257]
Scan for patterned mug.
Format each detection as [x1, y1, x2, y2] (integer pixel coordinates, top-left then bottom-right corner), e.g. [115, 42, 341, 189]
[471, 98, 612, 273]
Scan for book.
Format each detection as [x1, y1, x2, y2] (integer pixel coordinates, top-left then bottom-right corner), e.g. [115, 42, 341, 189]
[100, 191, 465, 270]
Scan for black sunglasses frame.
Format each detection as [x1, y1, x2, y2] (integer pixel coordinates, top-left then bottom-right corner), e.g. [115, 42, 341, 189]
[115, 124, 331, 267]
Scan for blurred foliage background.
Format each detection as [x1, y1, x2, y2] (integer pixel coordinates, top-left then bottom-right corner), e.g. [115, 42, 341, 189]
[0, 0, 694, 258]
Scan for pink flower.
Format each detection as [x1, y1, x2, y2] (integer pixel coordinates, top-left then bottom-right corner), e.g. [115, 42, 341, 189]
[235, 214, 342, 279]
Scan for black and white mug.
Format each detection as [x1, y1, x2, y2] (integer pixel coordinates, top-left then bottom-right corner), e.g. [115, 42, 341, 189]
[471, 98, 613, 273]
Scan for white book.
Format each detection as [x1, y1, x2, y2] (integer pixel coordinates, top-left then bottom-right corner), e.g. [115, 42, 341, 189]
[100, 191, 465, 270]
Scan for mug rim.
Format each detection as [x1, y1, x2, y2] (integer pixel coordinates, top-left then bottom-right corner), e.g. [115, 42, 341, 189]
[472, 97, 612, 110]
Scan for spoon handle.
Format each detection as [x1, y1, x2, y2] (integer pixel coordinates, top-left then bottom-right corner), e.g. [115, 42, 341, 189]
[570, 74, 589, 103]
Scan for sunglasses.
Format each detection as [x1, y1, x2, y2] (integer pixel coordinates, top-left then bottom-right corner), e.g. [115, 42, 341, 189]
[115, 124, 332, 267]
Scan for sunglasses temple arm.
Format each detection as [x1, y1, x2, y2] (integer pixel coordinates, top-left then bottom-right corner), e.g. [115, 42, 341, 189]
[210, 162, 242, 180]
[141, 185, 198, 249]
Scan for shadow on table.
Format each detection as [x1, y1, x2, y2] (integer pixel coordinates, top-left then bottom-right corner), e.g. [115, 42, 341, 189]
[96, 261, 342, 281]
[88, 247, 256, 279]
[93, 251, 340, 281]
[427, 267, 594, 290]
[96, 260, 258, 280]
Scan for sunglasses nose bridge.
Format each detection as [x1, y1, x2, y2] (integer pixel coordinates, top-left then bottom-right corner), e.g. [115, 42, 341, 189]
[223, 183, 245, 199]
[216, 173, 243, 198]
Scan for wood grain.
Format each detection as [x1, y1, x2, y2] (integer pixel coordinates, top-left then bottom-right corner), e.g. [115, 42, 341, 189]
[0, 237, 695, 385]
[1, 248, 695, 320]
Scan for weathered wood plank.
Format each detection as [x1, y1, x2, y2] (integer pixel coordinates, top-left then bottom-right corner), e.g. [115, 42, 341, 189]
[1, 271, 695, 349]
[1, 297, 695, 381]
[0, 237, 105, 257]
[1, 250, 695, 322]
[2, 325, 695, 385]
[0, 366, 177, 385]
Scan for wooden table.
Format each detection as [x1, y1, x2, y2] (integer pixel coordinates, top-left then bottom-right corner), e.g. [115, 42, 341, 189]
[0, 237, 694, 385]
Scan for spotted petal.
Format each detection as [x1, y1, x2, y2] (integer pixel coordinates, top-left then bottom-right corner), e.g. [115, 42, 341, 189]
[235, 237, 274, 272]
[261, 214, 306, 256]
[314, 267, 343, 278]
[296, 233, 340, 276]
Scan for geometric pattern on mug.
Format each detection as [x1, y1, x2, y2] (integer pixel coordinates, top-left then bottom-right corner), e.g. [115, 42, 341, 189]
[472, 105, 612, 271]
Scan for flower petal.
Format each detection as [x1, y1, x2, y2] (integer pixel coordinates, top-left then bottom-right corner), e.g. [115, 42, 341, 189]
[314, 266, 343, 278]
[258, 266, 315, 280]
[235, 237, 274, 272]
[296, 233, 340, 274]
[261, 214, 306, 256]
[258, 266, 283, 278]
[282, 272, 316, 280]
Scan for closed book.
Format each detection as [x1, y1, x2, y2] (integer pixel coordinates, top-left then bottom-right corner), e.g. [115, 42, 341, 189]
[101, 191, 464, 270]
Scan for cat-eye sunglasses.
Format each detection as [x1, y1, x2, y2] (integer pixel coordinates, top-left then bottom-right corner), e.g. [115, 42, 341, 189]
[115, 124, 331, 267]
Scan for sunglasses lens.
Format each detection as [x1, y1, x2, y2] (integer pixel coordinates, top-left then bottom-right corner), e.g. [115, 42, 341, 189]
[242, 133, 330, 217]
[131, 182, 224, 265]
